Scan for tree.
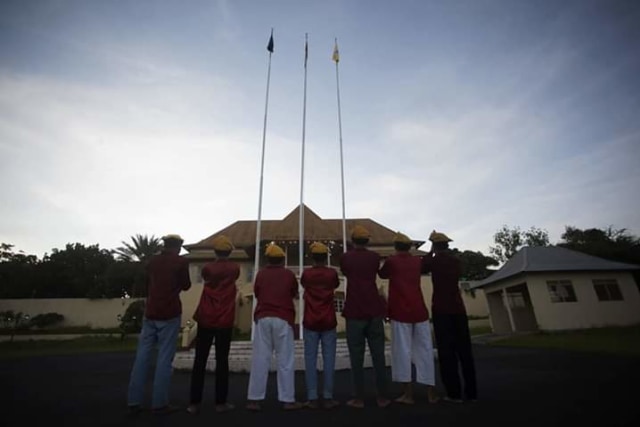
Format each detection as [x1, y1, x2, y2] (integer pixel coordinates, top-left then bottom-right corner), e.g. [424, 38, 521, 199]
[37, 243, 116, 298]
[0, 244, 41, 298]
[456, 250, 499, 280]
[489, 225, 550, 264]
[114, 234, 162, 262]
[113, 234, 162, 297]
[558, 226, 640, 290]
[1, 243, 15, 262]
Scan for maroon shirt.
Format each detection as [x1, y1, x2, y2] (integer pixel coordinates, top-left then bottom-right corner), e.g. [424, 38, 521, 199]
[194, 259, 240, 328]
[339, 247, 386, 319]
[421, 251, 466, 315]
[379, 252, 429, 323]
[144, 251, 191, 320]
[301, 266, 340, 331]
[253, 265, 299, 327]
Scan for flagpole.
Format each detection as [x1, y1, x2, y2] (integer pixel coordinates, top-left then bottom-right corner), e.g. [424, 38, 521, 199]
[298, 33, 309, 340]
[333, 38, 347, 254]
[333, 38, 348, 300]
[252, 29, 274, 341]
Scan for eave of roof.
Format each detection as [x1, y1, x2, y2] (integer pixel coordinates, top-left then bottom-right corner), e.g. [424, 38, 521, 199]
[473, 246, 640, 289]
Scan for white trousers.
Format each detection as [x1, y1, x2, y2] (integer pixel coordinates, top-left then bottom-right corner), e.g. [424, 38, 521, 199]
[391, 320, 435, 386]
[247, 317, 296, 402]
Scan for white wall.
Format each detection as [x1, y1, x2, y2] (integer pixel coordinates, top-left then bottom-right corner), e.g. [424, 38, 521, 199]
[0, 298, 144, 328]
[483, 271, 640, 331]
[527, 271, 640, 330]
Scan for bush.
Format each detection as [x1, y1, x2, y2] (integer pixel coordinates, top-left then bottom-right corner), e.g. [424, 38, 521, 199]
[118, 300, 145, 337]
[29, 313, 65, 329]
[0, 310, 30, 330]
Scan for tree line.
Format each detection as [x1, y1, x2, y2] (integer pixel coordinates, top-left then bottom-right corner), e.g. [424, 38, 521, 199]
[0, 235, 162, 299]
[1, 226, 638, 299]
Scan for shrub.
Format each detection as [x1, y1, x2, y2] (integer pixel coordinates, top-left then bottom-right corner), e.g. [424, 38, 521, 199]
[119, 300, 145, 337]
[0, 310, 30, 330]
[29, 313, 65, 329]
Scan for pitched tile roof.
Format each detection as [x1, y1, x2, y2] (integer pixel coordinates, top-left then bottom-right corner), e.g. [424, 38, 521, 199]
[474, 246, 640, 288]
[185, 204, 426, 250]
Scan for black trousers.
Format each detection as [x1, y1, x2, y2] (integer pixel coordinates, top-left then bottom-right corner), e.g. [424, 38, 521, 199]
[432, 314, 477, 400]
[189, 326, 232, 404]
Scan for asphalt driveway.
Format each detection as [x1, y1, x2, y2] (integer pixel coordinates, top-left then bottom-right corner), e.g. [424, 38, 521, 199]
[1, 344, 638, 426]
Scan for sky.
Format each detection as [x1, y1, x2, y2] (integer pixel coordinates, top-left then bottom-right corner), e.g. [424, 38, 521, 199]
[1, 0, 639, 258]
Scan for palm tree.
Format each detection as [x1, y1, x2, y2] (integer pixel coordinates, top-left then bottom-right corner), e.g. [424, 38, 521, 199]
[114, 234, 162, 262]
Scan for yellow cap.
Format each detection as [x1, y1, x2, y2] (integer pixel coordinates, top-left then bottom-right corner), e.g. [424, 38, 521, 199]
[310, 242, 329, 254]
[212, 235, 233, 251]
[265, 243, 285, 258]
[393, 232, 412, 244]
[162, 234, 183, 242]
[351, 225, 370, 239]
[429, 230, 453, 243]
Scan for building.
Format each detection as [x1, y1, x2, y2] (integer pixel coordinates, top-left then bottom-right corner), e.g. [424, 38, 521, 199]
[180, 205, 488, 334]
[473, 246, 640, 333]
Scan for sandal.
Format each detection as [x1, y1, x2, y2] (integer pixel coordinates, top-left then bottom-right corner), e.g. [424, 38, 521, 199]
[216, 402, 235, 413]
[346, 399, 365, 409]
[323, 399, 340, 409]
[246, 402, 262, 412]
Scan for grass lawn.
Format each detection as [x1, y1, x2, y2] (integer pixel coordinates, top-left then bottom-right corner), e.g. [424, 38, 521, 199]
[489, 325, 640, 356]
[469, 325, 492, 336]
[0, 336, 139, 359]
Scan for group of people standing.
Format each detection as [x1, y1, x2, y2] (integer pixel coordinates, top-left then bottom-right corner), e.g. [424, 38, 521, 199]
[126, 227, 477, 415]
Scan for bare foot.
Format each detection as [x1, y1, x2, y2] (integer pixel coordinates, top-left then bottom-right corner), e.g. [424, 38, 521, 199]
[246, 401, 262, 412]
[376, 397, 391, 408]
[427, 390, 440, 404]
[323, 399, 340, 409]
[283, 402, 303, 411]
[394, 394, 415, 405]
[215, 403, 235, 413]
[346, 399, 365, 409]
[186, 404, 199, 414]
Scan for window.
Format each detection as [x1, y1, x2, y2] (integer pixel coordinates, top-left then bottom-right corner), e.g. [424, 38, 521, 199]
[593, 279, 623, 301]
[507, 292, 526, 308]
[547, 280, 577, 303]
[334, 294, 345, 313]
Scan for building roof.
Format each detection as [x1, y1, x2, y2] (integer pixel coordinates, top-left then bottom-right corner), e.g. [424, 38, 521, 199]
[474, 246, 640, 288]
[185, 204, 426, 250]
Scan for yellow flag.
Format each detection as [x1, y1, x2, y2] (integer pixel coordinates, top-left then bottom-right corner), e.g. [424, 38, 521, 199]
[332, 40, 339, 63]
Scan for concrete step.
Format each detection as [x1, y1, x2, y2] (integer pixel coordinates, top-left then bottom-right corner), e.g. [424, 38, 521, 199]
[173, 338, 437, 373]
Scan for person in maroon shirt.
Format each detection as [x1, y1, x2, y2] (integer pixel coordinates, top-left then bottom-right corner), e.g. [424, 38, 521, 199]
[340, 225, 390, 409]
[301, 242, 340, 409]
[187, 235, 240, 414]
[421, 231, 477, 403]
[379, 232, 439, 405]
[246, 243, 301, 411]
[127, 234, 191, 415]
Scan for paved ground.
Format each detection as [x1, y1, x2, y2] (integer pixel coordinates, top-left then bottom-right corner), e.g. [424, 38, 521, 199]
[1, 344, 638, 427]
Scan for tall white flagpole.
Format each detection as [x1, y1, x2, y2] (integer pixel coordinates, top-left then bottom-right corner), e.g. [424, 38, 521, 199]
[252, 29, 274, 341]
[298, 33, 309, 340]
[333, 38, 348, 299]
[333, 39, 347, 254]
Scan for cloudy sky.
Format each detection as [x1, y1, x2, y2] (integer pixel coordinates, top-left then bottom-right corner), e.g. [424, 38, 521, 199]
[1, 0, 639, 258]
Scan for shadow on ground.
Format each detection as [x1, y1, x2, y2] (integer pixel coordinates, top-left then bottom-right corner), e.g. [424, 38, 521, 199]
[1, 345, 638, 426]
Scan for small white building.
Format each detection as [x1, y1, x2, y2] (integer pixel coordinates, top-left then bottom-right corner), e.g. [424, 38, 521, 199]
[473, 246, 640, 333]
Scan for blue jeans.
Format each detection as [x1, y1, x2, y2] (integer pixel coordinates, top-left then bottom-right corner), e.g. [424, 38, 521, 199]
[303, 328, 337, 400]
[127, 316, 181, 409]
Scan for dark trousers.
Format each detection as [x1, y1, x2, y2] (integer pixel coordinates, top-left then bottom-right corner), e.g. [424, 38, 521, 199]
[432, 314, 477, 400]
[346, 317, 388, 399]
[189, 326, 232, 404]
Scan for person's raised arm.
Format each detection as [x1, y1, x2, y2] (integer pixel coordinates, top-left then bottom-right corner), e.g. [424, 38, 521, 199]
[378, 258, 391, 279]
[179, 260, 191, 291]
